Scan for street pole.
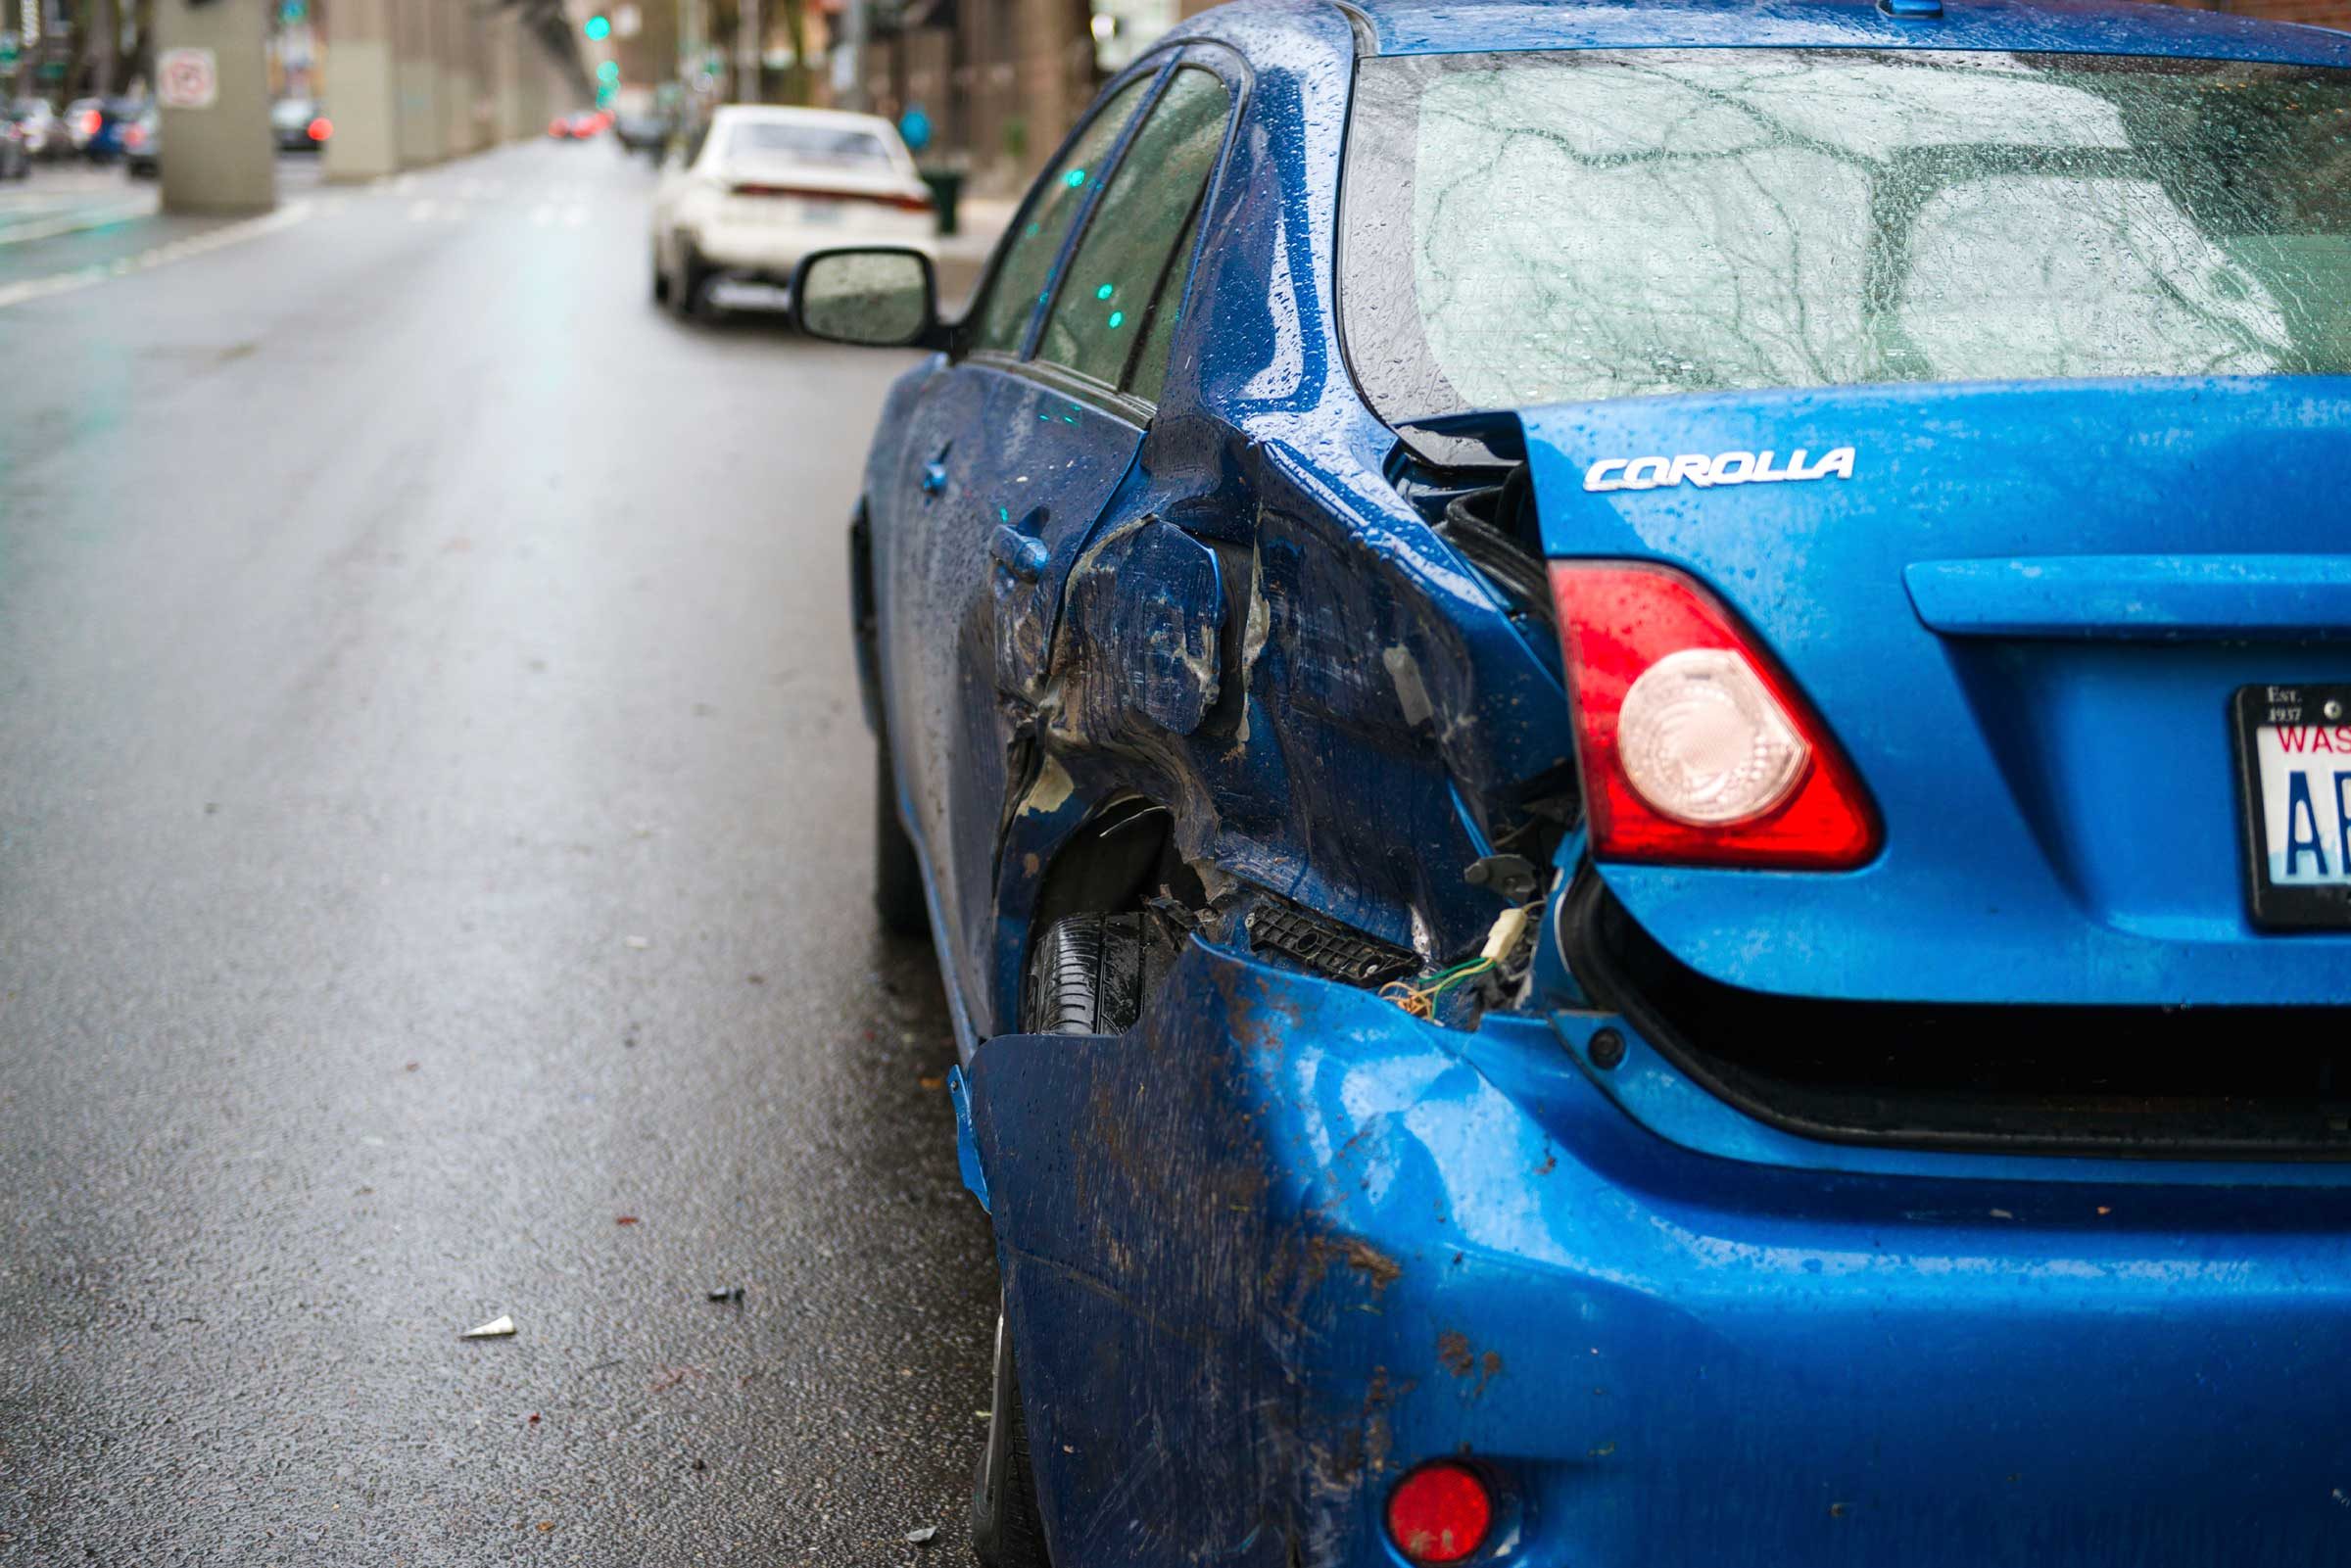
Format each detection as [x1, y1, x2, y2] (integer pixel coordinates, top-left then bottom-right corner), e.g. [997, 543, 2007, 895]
[736, 0, 758, 102]
[839, 0, 864, 111]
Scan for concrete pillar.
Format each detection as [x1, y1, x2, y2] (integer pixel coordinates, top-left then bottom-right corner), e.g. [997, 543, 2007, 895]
[520, 45, 550, 136]
[489, 13, 525, 145]
[394, 0, 445, 166]
[154, 0, 277, 213]
[322, 0, 401, 178]
[442, 0, 478, 155]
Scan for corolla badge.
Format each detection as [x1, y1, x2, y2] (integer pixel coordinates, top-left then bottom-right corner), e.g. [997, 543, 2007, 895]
[1584, 447, 1856, 493]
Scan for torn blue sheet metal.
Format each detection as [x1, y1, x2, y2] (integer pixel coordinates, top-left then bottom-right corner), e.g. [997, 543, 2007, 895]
[968, 939, 2351, 1568]
[948, 1065, 989, 1212]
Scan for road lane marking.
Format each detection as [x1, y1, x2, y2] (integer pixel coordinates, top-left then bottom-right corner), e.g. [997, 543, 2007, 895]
[0, 200, 314, 312]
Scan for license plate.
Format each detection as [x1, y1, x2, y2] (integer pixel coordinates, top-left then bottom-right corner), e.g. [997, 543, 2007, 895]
[798, 200, 844, 225]
[2233, 683, 2351, 929]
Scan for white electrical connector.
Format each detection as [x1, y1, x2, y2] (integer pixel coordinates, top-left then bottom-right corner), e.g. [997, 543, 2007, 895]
[1480, 904, 1531, 964]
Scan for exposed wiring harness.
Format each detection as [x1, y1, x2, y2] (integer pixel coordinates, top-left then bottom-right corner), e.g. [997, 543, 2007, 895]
[1380, 902, 1540, 1020]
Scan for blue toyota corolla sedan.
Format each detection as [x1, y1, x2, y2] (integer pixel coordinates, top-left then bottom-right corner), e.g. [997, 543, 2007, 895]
[791, 0, 2351, 1562]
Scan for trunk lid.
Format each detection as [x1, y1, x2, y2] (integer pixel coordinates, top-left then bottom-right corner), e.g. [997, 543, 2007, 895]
[1518, 375, 2351, 1006]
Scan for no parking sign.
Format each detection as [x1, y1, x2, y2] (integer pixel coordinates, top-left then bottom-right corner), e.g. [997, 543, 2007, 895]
[158, 47, 218, 110]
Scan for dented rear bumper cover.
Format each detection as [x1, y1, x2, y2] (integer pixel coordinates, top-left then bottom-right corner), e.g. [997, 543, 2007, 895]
[966, 940, 2351, 1568]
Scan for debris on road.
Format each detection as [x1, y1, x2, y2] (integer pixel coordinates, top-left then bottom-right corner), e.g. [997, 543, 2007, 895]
[460, 1314, 516, 1339]
[615, 1215, 640, 1225]
[707, 1285, 744, 1304]
[905, 1526, 938, 1544]
[623, 934, 650, 949]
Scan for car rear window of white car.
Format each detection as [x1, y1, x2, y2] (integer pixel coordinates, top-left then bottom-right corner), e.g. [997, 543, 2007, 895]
[1339, 49, 2351, 417]
[727, 121, 894, 168]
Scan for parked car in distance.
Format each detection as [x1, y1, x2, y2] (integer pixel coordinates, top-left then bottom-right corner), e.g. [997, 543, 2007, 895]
[63, 96, 103, 155]
[612, 109, 671, 160]
[12, 99, 67, 160]
[650, 104, 933, 318]
[83, 98, 146, 163]
[549, 110, 605, 140]
[121, 107, 158, 178]
[0, 117, 28, 180]
[803, 1, 2351, 1565]
[271, 98, 330, 152]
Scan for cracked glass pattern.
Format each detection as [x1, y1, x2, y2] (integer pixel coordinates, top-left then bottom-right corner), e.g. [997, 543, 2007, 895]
[1339, 50, 2351, 417]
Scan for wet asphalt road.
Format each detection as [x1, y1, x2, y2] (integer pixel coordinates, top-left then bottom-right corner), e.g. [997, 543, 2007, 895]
[0, 140, 999, 1564]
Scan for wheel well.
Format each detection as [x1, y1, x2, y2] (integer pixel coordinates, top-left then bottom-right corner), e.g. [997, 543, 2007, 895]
[1030, 795, 1190, 934]
[1022, 794, 1204, 1022]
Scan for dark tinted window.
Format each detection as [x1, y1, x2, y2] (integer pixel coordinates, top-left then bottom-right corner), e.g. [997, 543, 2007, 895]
[970, 75, 1155, 356]
[1126, 205, 1201, 405]
[1039, 69, 1230, 387]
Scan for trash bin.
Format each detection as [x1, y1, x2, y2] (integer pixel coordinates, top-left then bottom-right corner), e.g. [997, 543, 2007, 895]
[919, 168, 964, 238]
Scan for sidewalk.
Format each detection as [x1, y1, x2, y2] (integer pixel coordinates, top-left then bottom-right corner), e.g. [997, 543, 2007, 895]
[0, 174, 160, 248]
[939, 193, 1016, 264]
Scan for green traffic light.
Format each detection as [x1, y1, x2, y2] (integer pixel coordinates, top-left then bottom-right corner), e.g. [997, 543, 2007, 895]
[597, 60, 621, 83]
[584, 15, 611, 39]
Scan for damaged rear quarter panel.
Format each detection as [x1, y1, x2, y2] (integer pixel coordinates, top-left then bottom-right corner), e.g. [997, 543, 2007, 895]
[996, 0, 1573, 987]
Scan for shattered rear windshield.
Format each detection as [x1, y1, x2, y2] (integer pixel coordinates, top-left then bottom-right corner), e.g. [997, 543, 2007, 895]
[1338, 49, 2351, 417]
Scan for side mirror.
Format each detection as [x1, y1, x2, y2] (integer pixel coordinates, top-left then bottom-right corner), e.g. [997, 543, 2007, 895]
[789, 247, 942, 349]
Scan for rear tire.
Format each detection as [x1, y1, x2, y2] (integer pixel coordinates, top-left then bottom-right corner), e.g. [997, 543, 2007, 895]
[1023, 913, 1146, 1036]
[874, 741, 930, 937]
[970, 1306, 1051, 1568]
[668, 240, 708, 320]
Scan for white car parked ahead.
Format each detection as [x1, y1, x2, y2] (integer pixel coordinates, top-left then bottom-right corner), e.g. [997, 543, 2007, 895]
[650, 105, 936, 318]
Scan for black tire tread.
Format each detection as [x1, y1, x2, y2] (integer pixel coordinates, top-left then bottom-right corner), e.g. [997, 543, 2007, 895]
[1023, 913, 1145, 1035]
[970, 1310, 1051, 1568]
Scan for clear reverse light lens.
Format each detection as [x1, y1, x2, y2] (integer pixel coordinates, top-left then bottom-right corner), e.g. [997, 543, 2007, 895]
[1616, 647, 1808, 826]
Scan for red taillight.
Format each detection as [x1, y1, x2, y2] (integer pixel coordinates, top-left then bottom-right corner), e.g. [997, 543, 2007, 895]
[308, 117, 332, 141]
[1386, 1461, 1491, 1565]
[123, 124, 146, 150]
[79, 110, 101, 136]
[548, 119, 566, 136]
[728, 182, 933, 214]
[1551, 561, 1879, 869]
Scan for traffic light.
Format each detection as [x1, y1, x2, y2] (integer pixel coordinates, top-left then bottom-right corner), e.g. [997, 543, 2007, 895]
[595, 84, 617, 107]
[583, 15, 611, 40]
[597, 60, 621, 84]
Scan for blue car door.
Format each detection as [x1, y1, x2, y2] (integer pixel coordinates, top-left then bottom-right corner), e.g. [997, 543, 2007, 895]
[880, 55, 1239, 1034]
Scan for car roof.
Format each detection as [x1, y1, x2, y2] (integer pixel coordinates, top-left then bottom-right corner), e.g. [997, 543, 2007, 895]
[1329, 0, 2351, 66]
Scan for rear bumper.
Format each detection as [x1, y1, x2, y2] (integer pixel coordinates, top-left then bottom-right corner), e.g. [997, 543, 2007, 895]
[970, 940, 2351, 1568]
[691, 218, 936, 279]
